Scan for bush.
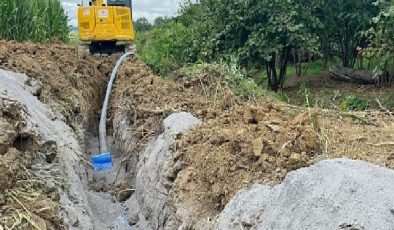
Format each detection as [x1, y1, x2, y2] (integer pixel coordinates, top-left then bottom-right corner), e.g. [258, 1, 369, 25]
[179, 61, 264, 100]
[366, 2, 394, 84]
[0, 0, 69, 42]
[136, 22, 195, 75]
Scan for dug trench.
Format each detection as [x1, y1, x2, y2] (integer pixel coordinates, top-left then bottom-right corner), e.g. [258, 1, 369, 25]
[1, 41, 394, 229]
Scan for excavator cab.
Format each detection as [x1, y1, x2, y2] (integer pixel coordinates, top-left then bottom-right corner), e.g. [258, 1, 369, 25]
[77, 0, 136, 54]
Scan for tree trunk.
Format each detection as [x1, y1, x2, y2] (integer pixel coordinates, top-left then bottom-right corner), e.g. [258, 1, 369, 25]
[295, 49, 302, 77]
[279, 47, 289, 89]
[266, 53, 279, 91]
[266, 49, 289, 91]
[329, 66, 375, 84]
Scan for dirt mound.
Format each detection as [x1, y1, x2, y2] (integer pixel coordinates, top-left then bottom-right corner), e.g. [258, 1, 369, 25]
[172, 104, 319, 212]
[0, 41, 119, 229]
[113, 59, 212, 145]
[0, 40, 116, 133]
[172, 67, 231, 99]
[318, 109, 394, 168]
[216, 158, 394, 230]
[111, 56, 393, 227]
[110, 59, 321, 220]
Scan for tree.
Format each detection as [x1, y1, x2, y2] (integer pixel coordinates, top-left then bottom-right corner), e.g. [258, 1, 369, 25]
[136, 22, 194, 74]
[134, 17, 152, 32]
[153, 16, 172, 27]
[195, 0, 320, 91]
[177, 1, 203, 27]
[366, 0, 394, 85]
[316, 0, 378, 67]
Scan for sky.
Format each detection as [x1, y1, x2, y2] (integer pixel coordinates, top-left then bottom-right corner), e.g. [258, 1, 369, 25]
[61, 0, 183, 27]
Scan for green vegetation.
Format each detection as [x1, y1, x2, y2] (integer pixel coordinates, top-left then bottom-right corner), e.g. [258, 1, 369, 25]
[179, 61, 265, 100]
[340, 96, 369, 111]
[366, 1, 394, 84]
[137, 0, 394, 91]
[136, 22, 194, 75]
[317, 0, 379, 68]
[0, 0, 69, 42]
[134, 17, 153, 33]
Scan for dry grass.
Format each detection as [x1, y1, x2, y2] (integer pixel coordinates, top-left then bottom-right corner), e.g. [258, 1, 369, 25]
[320, 110, 394, 168]
[284, 103, 394, 168]
[0, 166, 62, 230]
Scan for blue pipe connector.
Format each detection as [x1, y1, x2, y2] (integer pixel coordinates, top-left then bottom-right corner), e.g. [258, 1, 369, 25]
[92, 152, 113, 171]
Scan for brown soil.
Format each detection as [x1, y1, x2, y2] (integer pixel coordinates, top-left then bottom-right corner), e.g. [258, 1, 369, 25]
[172, 105, 319, 211]
[0, 40, 393, 228]
[111, 60, 321, 218]
[0, 40, 117, 133]
[111, 58, 393, 222]
[0, 41, 117, 229]
[112, 59, 212, 145]
[317, 110, 394, 168]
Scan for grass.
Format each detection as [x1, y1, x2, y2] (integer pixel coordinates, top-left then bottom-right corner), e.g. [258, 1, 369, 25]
[286, 58, 341, 78]
[169, 58, 394, 112]
[0, 0, 69, 42]
[282, 69, 394, 111]
[179, 61, 266, 100]
[286, 57, 378, 79]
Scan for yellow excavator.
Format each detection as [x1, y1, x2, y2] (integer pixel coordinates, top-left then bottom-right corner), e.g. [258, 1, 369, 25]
[77, 0, 136, 54]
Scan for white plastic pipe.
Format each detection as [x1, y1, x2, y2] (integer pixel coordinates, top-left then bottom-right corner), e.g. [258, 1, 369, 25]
[99, 52, 133, 154]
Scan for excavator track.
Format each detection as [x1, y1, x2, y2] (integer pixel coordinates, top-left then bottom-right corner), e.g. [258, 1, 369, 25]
[78, 42, 135, 55]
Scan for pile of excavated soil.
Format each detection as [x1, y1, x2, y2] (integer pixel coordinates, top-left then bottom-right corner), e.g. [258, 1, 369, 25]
[111, 56, 394, 226]
[0, 41, 117, 134]
[216, 158, 394, 230]
[113, 59, 212, 139]
[318, 110, 394, 169]
[111, 59, 321, 220]
[172, 107, 319, 211]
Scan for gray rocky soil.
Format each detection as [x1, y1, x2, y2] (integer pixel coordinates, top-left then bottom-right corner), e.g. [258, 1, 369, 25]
[0, 69, 94, 229]
[216, 158, 394, 230]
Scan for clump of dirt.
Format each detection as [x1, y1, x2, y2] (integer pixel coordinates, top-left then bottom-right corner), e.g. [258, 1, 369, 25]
[172, 104, 319, 212]
[0, 40, 117, 134]
[0, 148, 20, 193]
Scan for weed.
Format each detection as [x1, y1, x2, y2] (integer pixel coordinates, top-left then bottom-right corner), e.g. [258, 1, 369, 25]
[273, 91, 290, 103]
[179, 61, 266, 100]
[296, 83, 315, 107]
[340, 95, 369, 111]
